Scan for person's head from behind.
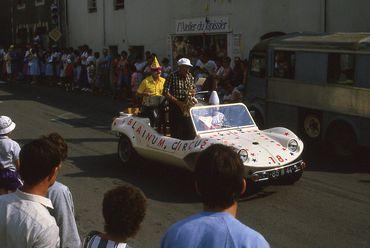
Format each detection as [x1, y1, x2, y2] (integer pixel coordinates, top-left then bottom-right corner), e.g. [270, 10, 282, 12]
[103, 185, 147, 242]
[41, 132, 68, 161]
[19, 138, 61, 188]
[195, 144, 246, 209]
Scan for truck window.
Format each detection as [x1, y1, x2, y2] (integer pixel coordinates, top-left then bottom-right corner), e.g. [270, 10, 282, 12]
[250, 54, 266, 78]
[273, 51, 295, 79]
[327, 53, 355, 85]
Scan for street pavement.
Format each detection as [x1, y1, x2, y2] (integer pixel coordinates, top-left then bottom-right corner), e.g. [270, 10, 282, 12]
[1, 81, 369, 248]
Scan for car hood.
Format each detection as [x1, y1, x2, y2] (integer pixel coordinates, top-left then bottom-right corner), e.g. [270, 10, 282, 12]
[201, 128, 303, 168]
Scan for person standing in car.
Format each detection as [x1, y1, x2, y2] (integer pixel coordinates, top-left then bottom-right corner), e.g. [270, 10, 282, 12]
[164, 58, 195, 139]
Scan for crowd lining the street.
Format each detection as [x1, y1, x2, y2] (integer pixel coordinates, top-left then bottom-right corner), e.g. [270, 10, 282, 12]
[0, 43, 248, 104]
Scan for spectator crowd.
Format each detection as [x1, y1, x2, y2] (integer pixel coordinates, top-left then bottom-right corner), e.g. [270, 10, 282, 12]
[0, 42, 249, 104]
[0, 115, 270, 248]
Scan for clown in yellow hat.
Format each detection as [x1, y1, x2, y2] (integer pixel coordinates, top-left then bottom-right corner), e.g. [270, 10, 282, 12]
[150, 56, 161, 71]
[136, 56, 166, 131]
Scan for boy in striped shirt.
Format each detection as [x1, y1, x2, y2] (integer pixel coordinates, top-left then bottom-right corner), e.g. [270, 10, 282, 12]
[83, 185, 147, 248]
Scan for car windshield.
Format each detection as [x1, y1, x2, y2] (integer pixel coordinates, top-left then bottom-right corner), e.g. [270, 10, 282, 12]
[190, 104, 255, 133]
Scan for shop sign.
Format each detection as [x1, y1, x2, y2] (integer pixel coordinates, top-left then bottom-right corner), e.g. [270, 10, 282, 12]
[175, 16, 230, 34]
[49, 28, 62, 42]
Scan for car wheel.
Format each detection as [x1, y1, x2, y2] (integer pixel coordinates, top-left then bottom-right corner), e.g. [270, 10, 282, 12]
[280, 171, 303, 185]
[118, 135, 137, 167]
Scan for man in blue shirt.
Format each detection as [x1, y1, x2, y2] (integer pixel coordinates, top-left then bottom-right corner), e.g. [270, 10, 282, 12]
[161, 144, 270, 248]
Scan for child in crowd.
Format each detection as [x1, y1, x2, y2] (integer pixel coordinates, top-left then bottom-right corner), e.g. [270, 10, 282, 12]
[0, 116, 22, 195]
[83, 185, 147, 248]
[28, 48, 40, 84]
[64, 48, 75, 92]
[117, 51, 130, 99]
[87, 55, 97, 93]
[92, 52, 100, 94]
[73, 49, 81, 90]
[130, 63, 143, 106]
[44, 50, 54, 82]
[59, 48, 68, 87]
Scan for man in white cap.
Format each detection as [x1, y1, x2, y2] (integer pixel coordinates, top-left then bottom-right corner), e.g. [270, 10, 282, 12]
[0, 116, 22, 194]
[164, 58, 195, 139]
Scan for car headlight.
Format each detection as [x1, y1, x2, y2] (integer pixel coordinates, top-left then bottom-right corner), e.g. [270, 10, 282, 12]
[238, 149, 249, 163]
[288, 139, 298, 152]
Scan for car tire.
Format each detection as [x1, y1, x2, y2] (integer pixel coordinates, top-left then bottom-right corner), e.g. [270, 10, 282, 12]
[280, 171, 303, 185]
[118, 135, 137, 167]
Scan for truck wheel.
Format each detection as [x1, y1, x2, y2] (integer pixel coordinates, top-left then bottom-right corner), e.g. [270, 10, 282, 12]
[118, 135, 137, 167]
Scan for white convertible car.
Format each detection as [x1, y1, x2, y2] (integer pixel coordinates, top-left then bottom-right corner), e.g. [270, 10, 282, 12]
[111, 103, 306, 184]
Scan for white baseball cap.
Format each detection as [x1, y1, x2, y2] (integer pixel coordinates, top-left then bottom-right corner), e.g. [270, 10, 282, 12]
[0, 116, 16, 135]
[177, 58, 193, 67]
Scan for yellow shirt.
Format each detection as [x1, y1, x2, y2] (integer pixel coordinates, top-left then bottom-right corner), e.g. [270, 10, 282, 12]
[137, 76, 166, 96]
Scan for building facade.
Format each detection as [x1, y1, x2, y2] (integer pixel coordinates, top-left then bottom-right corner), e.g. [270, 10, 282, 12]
[67, 0, 370, 62]
[11, 0, 67, 48]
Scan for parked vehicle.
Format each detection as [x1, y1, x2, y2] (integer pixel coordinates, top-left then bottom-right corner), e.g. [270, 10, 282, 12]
[111, 103, 305, 184]
[246, 32, 370, 158]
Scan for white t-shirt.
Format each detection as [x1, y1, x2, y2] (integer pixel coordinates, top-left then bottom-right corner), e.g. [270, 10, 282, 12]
[0, 136, 20, 171]
[0, 189, 60, 248]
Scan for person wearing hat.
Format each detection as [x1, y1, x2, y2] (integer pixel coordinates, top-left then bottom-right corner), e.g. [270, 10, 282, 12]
[0, 116, 22, 194]
[163, 58, 195, 139]
[137, 57, 166, 129]
[4, 46, 14, 81]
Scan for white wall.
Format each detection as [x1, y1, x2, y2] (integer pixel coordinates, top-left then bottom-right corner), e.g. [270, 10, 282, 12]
[67, 0, 370, 59]
[327, 0, 370, 32]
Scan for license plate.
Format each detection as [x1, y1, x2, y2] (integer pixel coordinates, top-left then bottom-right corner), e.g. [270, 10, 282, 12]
[250, 161, 304, 182]
[270, 165, 296, 178]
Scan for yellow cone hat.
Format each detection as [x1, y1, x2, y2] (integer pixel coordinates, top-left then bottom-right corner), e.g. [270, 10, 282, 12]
[151, 56, 161, 70]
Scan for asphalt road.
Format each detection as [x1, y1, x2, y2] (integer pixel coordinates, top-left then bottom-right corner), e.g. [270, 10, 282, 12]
[1, 81, 369, 248]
